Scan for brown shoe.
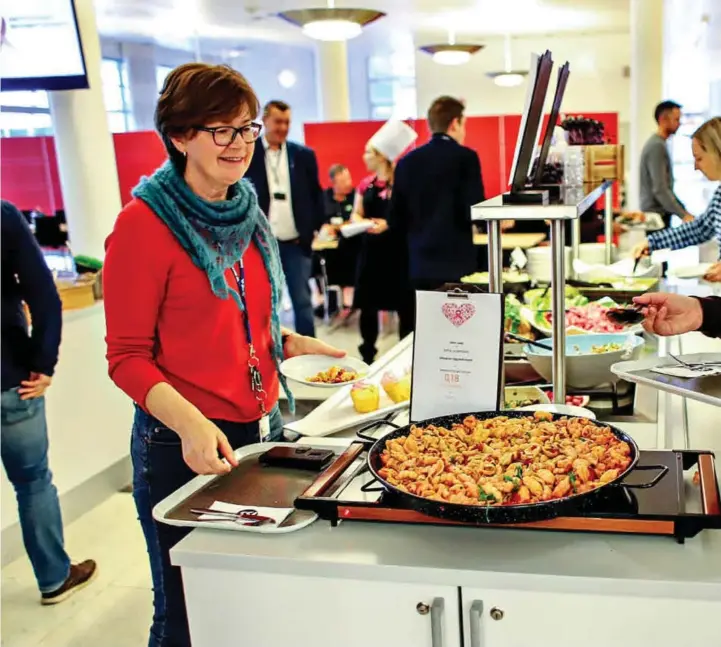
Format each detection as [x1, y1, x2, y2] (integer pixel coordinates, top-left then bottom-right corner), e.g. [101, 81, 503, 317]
[41, 560, 98, 605]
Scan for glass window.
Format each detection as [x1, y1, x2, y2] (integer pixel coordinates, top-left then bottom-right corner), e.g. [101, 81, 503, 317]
[101, 58, 132, 131]
[0, 91, 49, 108]
[366, 55, 417, 120]
[156, 65, 174, 91]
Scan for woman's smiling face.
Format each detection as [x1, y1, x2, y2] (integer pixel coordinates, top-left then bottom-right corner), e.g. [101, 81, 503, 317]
[173, 106, 257, 198]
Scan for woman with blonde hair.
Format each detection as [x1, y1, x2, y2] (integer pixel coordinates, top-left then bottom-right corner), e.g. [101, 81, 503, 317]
[633, 116, 721, 280]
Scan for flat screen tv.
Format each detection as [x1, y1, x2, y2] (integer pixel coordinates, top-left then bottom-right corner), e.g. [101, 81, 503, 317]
[532, 61, 570, 186]
[0, 0, 88, 92]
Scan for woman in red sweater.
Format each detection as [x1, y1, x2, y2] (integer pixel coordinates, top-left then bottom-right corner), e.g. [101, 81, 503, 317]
[103, 63, 343, 647]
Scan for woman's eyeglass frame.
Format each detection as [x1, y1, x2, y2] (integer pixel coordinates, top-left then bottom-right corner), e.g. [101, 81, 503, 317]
[194, 123, 262, 146]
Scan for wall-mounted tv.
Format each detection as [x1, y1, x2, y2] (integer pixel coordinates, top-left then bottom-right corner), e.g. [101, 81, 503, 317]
[0, 0, 88, 92]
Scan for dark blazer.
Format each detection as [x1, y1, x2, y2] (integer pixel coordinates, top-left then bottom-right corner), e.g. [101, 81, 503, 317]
[246, 140, 324, 251]
[389, 134, 485, 283]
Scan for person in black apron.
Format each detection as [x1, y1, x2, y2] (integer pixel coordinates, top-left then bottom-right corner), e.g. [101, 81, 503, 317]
[352, 121, 418, 364]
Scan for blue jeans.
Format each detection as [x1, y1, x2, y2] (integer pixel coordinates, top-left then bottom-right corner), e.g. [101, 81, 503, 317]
[278, 241, 316, 337]
[1, 389, 70, 593]
[131, 404, 284, 647]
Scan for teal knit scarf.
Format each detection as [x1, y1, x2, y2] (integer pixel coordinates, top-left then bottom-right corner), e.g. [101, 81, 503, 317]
[133, 161, 295, 413]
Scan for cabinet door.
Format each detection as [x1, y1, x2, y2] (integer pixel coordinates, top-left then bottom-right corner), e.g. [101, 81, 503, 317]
[183, 567, 461, 647]
[461, 587, 721, 647]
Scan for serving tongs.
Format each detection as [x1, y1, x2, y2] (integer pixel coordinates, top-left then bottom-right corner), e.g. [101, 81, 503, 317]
[505, 332, 553, 352]
[190, 507, 276, 526]
[668, 354, 721, 373]
[606, 304, 645, 325]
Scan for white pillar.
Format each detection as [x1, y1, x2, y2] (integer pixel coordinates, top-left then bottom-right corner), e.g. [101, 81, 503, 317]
[628, 0, 664, 211]
[48, 0, 122, 260]
[316, 41, 351, 122]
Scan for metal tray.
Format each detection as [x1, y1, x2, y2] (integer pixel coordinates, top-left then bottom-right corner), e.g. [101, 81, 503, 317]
[152, 442, 341, 533]
[612, 353, 721, 408]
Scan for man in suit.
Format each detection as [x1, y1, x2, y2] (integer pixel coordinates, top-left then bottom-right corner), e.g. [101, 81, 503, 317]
[246, 100, 324, 337]
[389, 96, 486, 295]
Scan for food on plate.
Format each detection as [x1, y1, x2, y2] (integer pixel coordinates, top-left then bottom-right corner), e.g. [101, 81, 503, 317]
[504, 396, 542, 409]
[538, 302, 627, 333]
[617, 211, 646, 225]
[307, 366, 359, 384]
[525, 286, 588, 312]
[350, 381, 380, 413]
[504, 294, 534, 338]
[378, 412, 633, 507]
[381, 370, 411, 404]
[462, 270, 529, 284]
[545, 392, 588, 407]
[588, 343, 622, 354]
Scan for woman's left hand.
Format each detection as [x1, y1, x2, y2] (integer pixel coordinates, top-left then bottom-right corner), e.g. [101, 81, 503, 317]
[703, 262, 721, 282]
[369, 218, 389, 235]
[284, 334, 347, 359]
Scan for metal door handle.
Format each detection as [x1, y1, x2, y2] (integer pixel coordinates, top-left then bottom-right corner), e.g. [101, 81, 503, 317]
[430, 597, 445, 647]
[469, 600, 484, 647]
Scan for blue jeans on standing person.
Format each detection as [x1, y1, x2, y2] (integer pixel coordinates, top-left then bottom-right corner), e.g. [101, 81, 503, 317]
[1, 389, 71, 593]
[131, 403, 284, 647]
[278, 241, 316, 337]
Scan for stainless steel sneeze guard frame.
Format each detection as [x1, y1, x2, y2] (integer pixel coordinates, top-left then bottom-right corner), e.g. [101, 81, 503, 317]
[476, 180, 615, 403]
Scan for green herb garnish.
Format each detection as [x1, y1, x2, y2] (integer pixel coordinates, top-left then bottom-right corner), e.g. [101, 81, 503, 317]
[516, 466, 523, 478]
[478, 491, 497, 503]
[569, 471, 578, 493]
[504, 475, 514, 482]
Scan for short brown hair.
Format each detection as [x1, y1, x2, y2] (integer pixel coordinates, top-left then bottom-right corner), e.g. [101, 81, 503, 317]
[328, 164, 347, 181]
[263, 100, 291, 117]
[427, 96, 465, 134]
[155, 63, 260, 171]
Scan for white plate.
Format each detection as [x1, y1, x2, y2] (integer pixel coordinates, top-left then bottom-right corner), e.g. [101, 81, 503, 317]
[279, 355, 370, 389]
[339, 221, 374, 238]
[668, 263, 713, 280]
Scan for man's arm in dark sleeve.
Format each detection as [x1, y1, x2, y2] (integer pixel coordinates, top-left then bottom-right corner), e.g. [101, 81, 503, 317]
[306, 149, 325, 231]
[697, 297, 721, 339]
[461, 149, 485, 229]
[648, 143, 690, 217]
[3, 202, 62, 375]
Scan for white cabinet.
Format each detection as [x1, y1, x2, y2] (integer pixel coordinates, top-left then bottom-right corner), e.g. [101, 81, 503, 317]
[461, 587, 721, 647]
[182, 568, 461, 647]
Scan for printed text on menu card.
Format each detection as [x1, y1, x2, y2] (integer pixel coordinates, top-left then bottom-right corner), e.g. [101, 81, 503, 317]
[410, 291, 503, 421]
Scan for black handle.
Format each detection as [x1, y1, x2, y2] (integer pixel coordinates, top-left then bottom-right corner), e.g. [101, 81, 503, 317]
[360, 477, 386, 493]
[619, 464, 669, 489]
[356, 419, 401, 443]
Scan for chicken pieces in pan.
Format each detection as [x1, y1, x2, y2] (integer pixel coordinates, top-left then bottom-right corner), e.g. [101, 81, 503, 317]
[378, 411, 633, 507]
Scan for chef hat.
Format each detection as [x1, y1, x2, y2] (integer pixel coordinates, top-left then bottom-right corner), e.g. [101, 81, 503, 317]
[368, 119, 418, 162]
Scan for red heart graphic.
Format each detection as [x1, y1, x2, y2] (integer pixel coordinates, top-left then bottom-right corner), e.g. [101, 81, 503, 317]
[441, 302, 476, 327]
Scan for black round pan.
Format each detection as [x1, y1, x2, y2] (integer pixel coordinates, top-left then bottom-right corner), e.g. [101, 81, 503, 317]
[362, 410, 652, 525]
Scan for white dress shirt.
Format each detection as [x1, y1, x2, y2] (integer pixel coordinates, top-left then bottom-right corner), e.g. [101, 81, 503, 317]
[262, 137, 299, 241]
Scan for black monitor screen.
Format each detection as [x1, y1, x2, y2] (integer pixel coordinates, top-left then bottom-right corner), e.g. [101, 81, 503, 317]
[0, 0, 88, 92]
[533, 62, 570, 186]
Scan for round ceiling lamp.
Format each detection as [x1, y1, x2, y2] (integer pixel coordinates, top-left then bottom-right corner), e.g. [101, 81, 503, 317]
[278, 69, 297, 88]
[485, 34, 528, 87]
[419, 44, 484, 66]
[488, 72, 526, 87]
[277, 5, 385, 42]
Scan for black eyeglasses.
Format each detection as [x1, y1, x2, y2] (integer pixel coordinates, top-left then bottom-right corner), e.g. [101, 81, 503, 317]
[194, 122, 262, 146]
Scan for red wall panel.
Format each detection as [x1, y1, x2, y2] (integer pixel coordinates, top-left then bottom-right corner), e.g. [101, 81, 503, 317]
[1, 136, 58, 214]
[112, 131, 168, 205]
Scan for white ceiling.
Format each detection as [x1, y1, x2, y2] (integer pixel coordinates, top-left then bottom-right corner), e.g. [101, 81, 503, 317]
[93, 0, 633, 52]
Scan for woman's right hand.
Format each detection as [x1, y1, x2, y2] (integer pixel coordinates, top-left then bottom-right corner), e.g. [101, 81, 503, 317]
[178, 418, 238, 475]
[632, 240, 650, 260]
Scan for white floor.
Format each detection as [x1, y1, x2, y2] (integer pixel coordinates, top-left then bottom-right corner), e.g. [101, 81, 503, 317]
[1, 493, 151, 647]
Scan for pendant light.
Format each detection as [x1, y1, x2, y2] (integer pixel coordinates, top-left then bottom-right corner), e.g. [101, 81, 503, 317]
[486, 34, 527, 87]
[419, 30, 483, 66]
[278, 0, 384, 42]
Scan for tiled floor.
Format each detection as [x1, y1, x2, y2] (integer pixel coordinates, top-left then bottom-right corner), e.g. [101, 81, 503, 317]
[1, 317, 401, 647]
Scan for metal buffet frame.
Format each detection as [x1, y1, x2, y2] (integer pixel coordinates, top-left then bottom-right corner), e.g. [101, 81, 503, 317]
[472, 180, 614, 403]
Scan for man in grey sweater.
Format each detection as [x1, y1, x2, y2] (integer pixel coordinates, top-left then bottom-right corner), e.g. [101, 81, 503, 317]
[639, 100, 694, 227]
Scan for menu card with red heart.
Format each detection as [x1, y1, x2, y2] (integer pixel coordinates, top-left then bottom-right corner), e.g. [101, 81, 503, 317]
[410, 290, 504, 422]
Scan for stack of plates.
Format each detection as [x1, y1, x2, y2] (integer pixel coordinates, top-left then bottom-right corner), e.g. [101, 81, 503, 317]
[525, 246, 572, 283]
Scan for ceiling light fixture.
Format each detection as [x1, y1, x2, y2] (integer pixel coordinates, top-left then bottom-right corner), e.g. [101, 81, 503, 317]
[278, 69, 297, 88]
[277, 1, 384, 42]
[419, 30, 483, 66]
[486, 34, 528, 87]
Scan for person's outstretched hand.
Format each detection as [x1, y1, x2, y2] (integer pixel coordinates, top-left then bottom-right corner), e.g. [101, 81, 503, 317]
[633, 293, 704, 337]
[284, 334, 347, 359]
[178, 418, 239, 475]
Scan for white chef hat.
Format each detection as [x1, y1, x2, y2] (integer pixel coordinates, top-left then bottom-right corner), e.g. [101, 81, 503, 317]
[368, 119, 418, 162]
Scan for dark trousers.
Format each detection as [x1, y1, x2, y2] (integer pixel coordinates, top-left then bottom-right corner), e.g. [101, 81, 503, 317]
[278, 241, 315, 337]
[131, 405, 284, 647]
[358, 300, 414, 364]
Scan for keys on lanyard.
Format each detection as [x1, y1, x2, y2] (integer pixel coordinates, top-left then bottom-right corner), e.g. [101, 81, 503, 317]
[230, 261, 271, 442]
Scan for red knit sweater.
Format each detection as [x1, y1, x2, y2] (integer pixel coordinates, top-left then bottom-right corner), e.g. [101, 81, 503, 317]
[103, 198, 279, 422]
